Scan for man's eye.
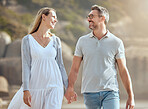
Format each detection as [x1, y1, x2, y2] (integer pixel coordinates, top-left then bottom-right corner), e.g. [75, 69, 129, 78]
[88, 14, 94, 17]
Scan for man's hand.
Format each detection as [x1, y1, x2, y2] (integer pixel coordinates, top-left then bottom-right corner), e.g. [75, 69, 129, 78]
[64, 87, 77, 104]
[23, 90, 31, 107]
[126, 96, 135, 109]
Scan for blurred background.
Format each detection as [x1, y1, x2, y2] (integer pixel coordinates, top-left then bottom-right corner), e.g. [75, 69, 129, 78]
[0, 0, 148, 109]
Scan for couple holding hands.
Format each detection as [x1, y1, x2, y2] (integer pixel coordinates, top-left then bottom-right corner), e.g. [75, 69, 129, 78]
[8, 5, 135, 109]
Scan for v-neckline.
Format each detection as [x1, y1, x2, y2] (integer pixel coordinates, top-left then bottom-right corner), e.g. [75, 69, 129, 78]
[30, 34, 52, 49]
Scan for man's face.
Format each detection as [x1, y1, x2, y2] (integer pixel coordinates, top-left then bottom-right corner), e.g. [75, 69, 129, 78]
[87, 10, 102, 30]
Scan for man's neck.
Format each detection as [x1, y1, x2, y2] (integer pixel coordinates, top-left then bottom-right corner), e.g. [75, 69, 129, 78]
[93, 27, 107, 40]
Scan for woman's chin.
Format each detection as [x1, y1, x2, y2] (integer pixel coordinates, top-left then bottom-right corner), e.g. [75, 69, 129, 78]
[48, 26, 55, 29]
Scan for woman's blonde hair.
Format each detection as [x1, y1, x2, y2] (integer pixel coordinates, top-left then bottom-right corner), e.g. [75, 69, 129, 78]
[28, 7, 55, 34]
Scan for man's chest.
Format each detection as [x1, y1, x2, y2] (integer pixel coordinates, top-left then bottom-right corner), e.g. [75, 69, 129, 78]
[81, 39, 117, 58]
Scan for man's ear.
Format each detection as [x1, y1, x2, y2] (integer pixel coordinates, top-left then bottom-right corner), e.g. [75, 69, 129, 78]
[101, 16, 106, 23]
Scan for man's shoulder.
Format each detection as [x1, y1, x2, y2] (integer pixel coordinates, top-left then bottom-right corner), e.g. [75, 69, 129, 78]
[109, 32, 123, 43]
[79, 33, 91, 40]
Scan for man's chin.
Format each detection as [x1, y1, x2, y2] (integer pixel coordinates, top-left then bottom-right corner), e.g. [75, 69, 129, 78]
[89, 26, 94, 30]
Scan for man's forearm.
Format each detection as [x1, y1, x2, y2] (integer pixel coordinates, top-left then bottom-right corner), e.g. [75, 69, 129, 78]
[67, 56, 82, 89]
[120, 68, 134, 98]
[68, 70, 79, 89]
[117, 58, 134, 98]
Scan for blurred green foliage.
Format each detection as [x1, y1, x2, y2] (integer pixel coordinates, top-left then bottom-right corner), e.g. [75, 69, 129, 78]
[0, 0, 126, 46]
[0, 6, 30, 40]
[65, 23, 86, 37]
[20, 14, 34, 26]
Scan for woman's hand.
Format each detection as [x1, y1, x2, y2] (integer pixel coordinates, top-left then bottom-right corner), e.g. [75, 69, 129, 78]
[23, 90, 31, 107]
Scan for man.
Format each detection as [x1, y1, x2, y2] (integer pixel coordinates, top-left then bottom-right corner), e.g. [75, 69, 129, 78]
[65, 5, 135, 109]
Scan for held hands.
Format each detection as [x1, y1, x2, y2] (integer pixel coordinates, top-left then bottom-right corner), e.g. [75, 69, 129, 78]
[64, 87, 77, 104]
[23, 90, 31, 107]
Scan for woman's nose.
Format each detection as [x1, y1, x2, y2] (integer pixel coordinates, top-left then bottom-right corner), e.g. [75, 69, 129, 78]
[54, 18, 58, 23]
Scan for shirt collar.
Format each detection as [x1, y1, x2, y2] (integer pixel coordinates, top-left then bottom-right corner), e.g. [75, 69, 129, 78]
[89, 30, 110, 39]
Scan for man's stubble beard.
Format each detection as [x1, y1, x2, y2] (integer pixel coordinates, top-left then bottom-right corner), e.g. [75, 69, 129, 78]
[89, 24, 97, 30]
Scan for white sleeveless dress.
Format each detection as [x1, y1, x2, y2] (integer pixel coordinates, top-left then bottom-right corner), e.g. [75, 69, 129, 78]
[8, 35, 64, 109]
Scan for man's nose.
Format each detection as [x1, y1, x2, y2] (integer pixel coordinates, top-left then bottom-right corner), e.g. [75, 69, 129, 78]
[87, 18, 91, 22]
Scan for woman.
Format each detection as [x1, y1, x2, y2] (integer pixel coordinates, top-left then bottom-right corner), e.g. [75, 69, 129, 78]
[8, 7, 68, 109]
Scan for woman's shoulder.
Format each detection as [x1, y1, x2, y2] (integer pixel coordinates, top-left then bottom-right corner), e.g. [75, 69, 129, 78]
[21, 34, 31, 47]
[52, 35, 61, 42]
[52, 35, 61, 48]
[23, 34, 30, 39]
[52, 34, 58, 38]
[22, 34, 31, 42]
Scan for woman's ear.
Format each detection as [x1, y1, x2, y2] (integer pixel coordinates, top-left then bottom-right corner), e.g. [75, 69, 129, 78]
[42, 14, 46, 21]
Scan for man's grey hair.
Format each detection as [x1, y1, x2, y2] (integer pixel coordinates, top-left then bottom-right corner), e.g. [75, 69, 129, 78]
[91, 5, 109, 25]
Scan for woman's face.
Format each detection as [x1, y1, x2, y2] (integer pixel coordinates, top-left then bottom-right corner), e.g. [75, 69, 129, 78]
[44, 10, 58, 29]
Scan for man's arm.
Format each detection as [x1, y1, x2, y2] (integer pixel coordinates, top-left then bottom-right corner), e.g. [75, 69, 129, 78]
[64, 56, 82, 103]
[117, 58, 135, 109]
[68, 56, 82, 88]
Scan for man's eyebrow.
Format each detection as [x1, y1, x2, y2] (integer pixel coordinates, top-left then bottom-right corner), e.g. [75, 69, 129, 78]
[88, 14, 94, 15]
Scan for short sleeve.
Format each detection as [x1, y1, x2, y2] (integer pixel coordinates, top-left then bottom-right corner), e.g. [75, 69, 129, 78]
[115, 41, 125, 59]
[74, 38, 83, 57]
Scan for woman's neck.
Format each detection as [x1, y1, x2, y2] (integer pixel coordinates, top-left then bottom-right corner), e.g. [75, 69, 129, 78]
[36, 26, 51, 38]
